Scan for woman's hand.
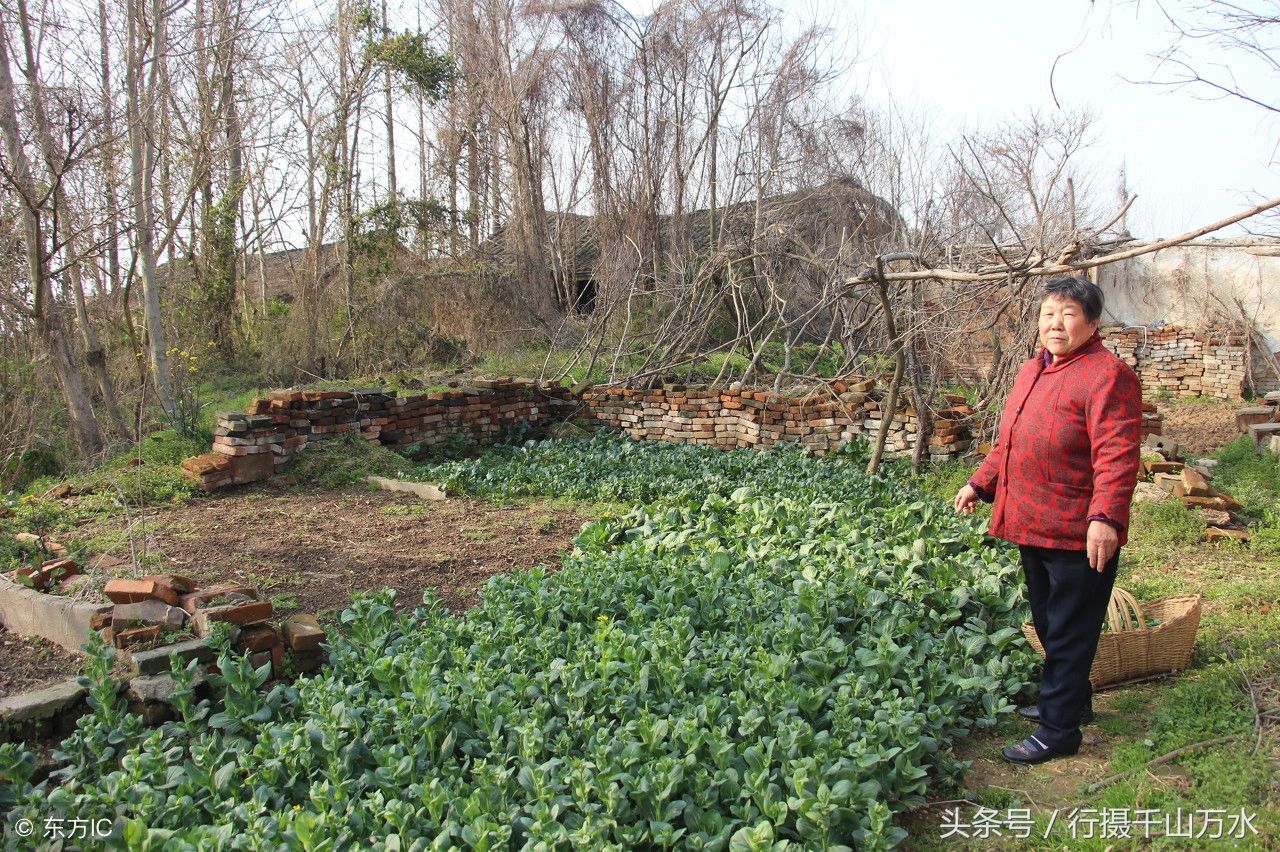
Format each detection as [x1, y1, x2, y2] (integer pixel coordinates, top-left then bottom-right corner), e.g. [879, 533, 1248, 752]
[953, 484, 979, 515]
[1087, 520, 1119, 571]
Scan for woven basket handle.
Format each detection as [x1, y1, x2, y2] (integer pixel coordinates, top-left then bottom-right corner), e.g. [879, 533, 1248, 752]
[1105, 587, 1146, 633]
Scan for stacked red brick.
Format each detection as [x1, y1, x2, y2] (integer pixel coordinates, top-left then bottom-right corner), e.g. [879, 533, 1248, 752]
[582, 379, 975, 461]
[182, 380, 577, 490]
[94, 576, 328, 674]
[1101, 325, 1248, 400]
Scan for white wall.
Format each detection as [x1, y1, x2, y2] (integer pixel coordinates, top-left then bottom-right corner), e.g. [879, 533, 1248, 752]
[1095, 238, 1280, 354]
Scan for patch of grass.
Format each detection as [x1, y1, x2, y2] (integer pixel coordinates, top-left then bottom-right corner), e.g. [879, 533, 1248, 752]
[286, 434, 414, 490]
[270, 592, 298, 612]
[379, 502, 429, 517]
[913, 458, 980, 505]
[1096, 714, 1138, 736]
[1107, 691, 1153, 714]
[1213, 436, 1280, 520]
[1127, 498, 1204, 551]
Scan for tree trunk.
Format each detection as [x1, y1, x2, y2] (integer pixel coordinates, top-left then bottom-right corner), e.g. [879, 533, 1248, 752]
[12, 0, 128, 442]
[0, 12, 104, 456]
[867, 277, 904, 476]
[126, 0, 177, 416]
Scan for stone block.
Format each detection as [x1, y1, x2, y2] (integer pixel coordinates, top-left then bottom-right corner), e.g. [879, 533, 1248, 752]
[366, 476, 448, 501]
[112, 600, 188, 630]
[1180, 467, 1212, 497]
[125, 639, 217, 676]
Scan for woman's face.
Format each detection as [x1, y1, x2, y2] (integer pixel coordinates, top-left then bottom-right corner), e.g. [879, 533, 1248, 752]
[1038, 295, 1099, 360]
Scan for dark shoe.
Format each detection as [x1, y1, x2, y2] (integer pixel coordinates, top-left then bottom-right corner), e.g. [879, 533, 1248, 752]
[1017, 705, 1095, 725]
[1001, 735, 1077, 765]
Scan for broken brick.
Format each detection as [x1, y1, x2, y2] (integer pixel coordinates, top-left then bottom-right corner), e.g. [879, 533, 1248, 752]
[112, 600, 188, 630]
[104, 578, 180, 606]
[178, 585, 258, 615]
[114, 625, 161, 649]
[140, 574, 197, 595]
[271, 642, 284, 677]
[193, 600, 274, 636]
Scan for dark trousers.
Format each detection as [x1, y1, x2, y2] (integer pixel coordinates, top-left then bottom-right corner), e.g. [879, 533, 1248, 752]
[1020, 544, 1119, 752]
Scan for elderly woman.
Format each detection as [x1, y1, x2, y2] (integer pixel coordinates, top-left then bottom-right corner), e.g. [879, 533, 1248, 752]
[953, 276, 1142, 764]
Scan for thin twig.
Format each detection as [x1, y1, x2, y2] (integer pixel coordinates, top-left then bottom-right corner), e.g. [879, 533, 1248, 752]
[1085, 735, 1239, 792]
[847, 196, 1280, 286]
[1224, 642, 1266, 756]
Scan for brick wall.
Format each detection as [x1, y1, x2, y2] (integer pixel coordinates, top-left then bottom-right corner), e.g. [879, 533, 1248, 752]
[183, 377, 974, 489]
[579, 380, 973, 460]
[184, 379, 576, 490]
[1100, 325, 1247, 400]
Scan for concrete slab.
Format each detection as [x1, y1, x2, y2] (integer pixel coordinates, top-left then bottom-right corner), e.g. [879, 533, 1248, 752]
[0, 574, 111, 654]
[0, 679, 86, 724]
[366, 476, 448, 501]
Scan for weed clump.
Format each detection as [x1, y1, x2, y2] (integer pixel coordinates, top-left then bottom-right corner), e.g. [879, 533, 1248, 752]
[286, 434, 413, 489]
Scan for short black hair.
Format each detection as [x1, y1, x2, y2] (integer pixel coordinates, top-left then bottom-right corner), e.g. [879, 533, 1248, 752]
[1040, 276, 1103, 323]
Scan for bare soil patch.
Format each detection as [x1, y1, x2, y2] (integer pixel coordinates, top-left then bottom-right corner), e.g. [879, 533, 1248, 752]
[79, 485, 588, 620]
[0, 625, 82, 698]
[1158, 398, 1245, 456]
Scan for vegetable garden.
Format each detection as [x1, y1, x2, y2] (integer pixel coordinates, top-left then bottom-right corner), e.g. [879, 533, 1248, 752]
[1, 436, 1038, 849]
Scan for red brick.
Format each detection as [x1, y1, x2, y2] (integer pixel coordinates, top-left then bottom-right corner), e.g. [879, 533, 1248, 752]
[193, 600, 274, 636]
[141, 573, 196, 595]
[178, 585, 258, 615]
[233, 623, 281, 654]
[281, 613, 326, 651]
[104, 578, 179, 606]
[114, 625, 161, 649]
[271, 642, 284, 677]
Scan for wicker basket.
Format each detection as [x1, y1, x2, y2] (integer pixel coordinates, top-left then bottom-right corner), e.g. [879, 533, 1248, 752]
[1021, 587, 1203, 690]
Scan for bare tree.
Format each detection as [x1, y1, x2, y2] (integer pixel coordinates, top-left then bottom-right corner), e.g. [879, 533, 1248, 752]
[0, 5, 105, 455]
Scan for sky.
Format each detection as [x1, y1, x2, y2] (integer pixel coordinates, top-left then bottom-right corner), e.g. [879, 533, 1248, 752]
[851, 0, 1279, 239]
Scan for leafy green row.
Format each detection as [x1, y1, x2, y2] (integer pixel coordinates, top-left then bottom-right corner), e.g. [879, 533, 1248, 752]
[422, 433, 878, 505]
[3, 439, 1035, 849]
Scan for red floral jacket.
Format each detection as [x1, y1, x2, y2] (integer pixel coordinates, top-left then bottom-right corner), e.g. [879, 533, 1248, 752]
[970, 333, 1142, 550]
